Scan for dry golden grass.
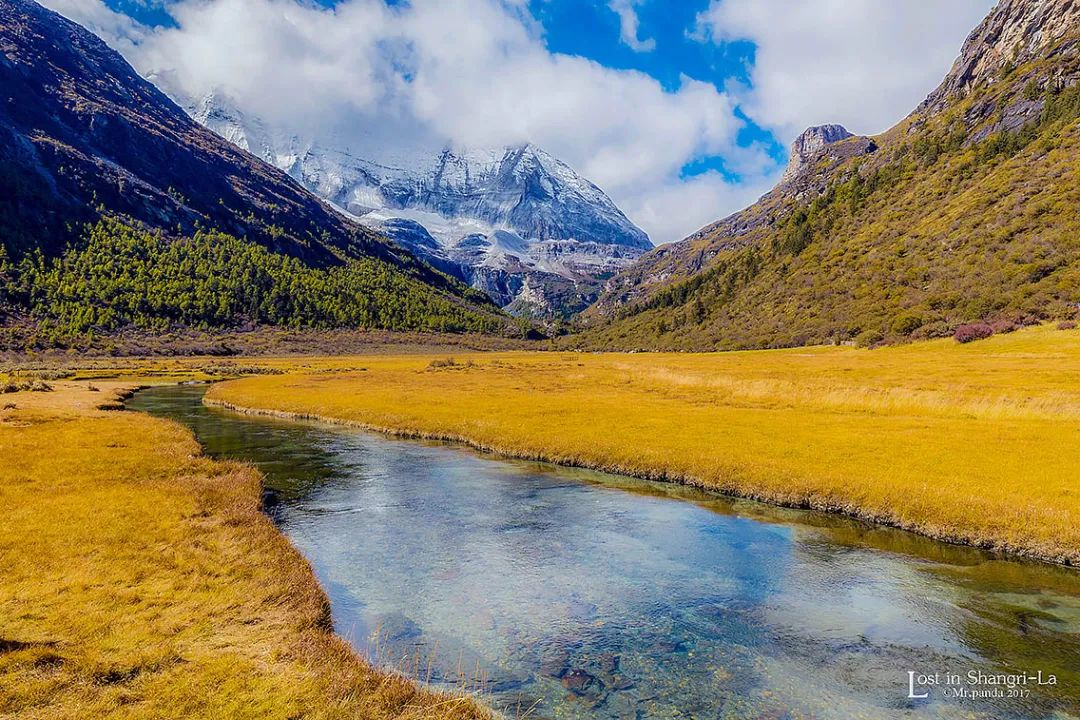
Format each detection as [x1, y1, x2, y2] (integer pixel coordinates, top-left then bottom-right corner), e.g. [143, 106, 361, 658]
[207, 324, 1080, 564]
[0, 382, 491, 720]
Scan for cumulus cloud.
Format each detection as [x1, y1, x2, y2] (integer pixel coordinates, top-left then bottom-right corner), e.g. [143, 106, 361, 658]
[141, 0, 406, 134]
[694, 0, 995, 141]
[41, 0, 995, 244]
[42, 0, 777, 243]
[608, 0, 655, 53]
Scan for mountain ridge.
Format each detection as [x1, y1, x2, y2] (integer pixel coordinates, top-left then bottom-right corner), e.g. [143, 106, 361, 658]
[1, 0, 374, 265]
[579, 0, 1080, 350]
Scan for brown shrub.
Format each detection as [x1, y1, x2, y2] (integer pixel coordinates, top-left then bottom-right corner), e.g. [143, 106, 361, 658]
[954, 323, 995, 344]
[991, 319, 1019, 334]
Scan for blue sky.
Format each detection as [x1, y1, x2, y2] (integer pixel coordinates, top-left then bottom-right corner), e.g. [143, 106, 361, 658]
[105, 0, 757, 95]
[530, 0, 783, 181]
[76, 0, 992, 242]
[103, 0, 784, 184]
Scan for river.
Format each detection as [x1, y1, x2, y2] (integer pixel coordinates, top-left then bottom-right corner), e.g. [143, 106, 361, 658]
[129, 385, 1080, 720]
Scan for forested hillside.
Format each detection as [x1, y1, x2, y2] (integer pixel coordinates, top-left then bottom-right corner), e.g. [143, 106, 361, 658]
[580, 0, 1080, 350]
[1, 219, 509, 347]
[0, 0, 515, 346]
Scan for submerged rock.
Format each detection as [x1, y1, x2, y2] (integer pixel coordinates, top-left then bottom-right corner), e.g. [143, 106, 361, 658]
[597, 652, 620, 675]
[540, 647, 571, 679]
[374, 612, 422, 643]
[561, 668, 598, 695]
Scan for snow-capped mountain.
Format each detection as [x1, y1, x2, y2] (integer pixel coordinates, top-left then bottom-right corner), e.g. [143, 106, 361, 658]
[183, 91, 651, 317]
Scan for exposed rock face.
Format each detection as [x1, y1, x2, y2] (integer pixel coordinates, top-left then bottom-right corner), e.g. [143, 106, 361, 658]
[780, 124, 854, 185]
[922, 0, 1079, 112]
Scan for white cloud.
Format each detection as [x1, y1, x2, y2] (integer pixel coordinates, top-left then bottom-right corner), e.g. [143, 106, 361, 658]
[41, 0, 996, 244]
[42, 0, 775, 243]
[691, 0, 993, 142]
[142, 0, 404, 134]
[608, 0, 655, 53]
[40, 0, 149, 54]
[694, 0, 995, 142]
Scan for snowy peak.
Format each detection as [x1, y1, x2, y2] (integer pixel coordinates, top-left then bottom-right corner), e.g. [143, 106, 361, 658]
[174, 90, 650, 316]
[376, 141, 652, 250]
[186, 92, 649, 249]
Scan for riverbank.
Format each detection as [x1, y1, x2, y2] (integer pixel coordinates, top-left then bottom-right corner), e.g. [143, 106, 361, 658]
[0, 382, 491, 719]
[206, 325, 1080, 565]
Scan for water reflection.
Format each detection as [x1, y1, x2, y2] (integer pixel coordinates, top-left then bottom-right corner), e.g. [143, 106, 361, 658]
[131, 385, 1080, 720]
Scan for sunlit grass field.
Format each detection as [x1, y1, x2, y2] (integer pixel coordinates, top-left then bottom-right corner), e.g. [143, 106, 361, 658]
[0, 383, 490, 719]
[207, 325, 1080, 564]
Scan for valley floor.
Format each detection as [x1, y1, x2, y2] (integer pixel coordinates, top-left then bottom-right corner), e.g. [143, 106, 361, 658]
[1, 326, 1076, 716]
[0, 382, 490, 719]
[201, 324, 1080, 565]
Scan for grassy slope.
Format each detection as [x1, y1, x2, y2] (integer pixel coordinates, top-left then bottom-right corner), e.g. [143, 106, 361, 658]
[0, 382, 489, 720]
[207, 325, 1080, 564]
[579, 46, 1080, 351]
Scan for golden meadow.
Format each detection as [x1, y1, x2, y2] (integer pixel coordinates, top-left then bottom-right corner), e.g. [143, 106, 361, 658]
[0, 382, 490, 720]
[2, 324, 1077, 717]
[205, 324, 1080, 565]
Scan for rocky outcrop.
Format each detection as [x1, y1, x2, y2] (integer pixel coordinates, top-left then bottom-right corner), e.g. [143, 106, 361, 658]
[922, 0, 1079, 113]
[779, 124, 853, 185]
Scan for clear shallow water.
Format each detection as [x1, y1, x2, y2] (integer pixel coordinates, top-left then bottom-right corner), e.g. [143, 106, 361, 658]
[130, 385, 1080, 720]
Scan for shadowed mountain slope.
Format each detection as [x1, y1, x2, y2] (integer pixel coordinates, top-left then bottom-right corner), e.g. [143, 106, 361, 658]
[0, 0, 515, 339]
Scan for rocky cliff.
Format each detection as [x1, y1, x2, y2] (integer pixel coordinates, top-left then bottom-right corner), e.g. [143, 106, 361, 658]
[922, 0, 1078, 113]
[779, 124, 854, 184]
